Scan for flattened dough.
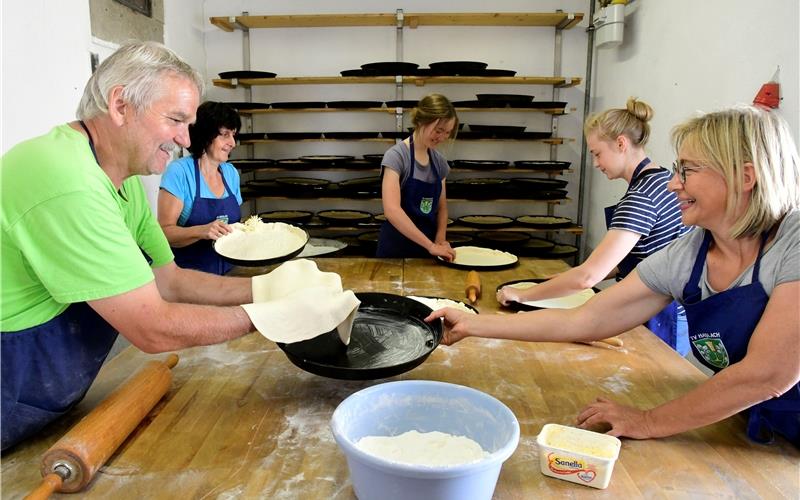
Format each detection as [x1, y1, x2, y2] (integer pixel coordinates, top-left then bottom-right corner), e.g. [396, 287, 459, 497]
[244, 259, 360, 344]
[507, 281, 595, 309]
[452, 246, 517, 267]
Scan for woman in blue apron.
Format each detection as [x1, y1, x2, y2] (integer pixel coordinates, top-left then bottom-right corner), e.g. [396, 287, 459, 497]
[158, 101, 242, 274]
[430, 105, 799, 445]
[377, 94, 458, 260]
[497, 98, 690, 354]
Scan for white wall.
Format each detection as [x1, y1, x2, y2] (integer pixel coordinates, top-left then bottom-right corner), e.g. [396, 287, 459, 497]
[585, 0, 800, 250]
[1, 0, 92, 153]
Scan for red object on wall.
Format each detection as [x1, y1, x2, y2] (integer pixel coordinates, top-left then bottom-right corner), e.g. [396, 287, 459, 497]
[753, 68, 781, 109]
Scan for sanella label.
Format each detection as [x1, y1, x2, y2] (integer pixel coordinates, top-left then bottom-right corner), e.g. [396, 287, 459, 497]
[547, 452, 596, 482]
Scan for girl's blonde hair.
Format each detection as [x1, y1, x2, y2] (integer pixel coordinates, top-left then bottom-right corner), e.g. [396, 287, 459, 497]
[672, 105, 800, 238]
[410, 94, 459, 139]
[584, 97, 653, 147]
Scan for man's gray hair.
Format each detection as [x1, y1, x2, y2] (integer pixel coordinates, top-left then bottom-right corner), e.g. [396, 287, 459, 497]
[77, 40, 205, 120]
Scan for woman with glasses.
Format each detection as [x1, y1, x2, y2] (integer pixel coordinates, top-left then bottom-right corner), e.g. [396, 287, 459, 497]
[498, 98, 691, 353]
[430, 105, 800, 446]
[376, 93, 457, 260]
[158, 101, 242, 275]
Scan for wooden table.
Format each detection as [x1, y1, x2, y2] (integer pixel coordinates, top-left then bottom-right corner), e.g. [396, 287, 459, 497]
[3, 258, 798, 499]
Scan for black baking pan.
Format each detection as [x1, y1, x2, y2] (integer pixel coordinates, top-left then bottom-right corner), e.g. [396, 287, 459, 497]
[296, 238, 348, 258]
[448, 178, 510, 200]
[406, 295, 480, 315]
[224, 101, 271, 110]
[317, 209, 373, 226]
[218, 70, 276, 79]
[341, 158, 379, 170]
[476, 231, 531, 250]
[543, 244, 579, 259]
[384, 100, 418, 108]
[275, 177, 331, 197]
[236, 133, 267, 141]
[496, 278, 598, 311]
[380, 131, 409, 140]
[513, 160, 571, 171]
[512, 178, 568, 190]
[519, 131, 554, 140]
[245, 180, 281, 196]
[326, 100, 384, 109]
[340, 69, 379, 77]
[269, 101, 327, 109]
[357, 230, 380, 255]
[214, 228, 308, 268]
[323, 131, 381, 140]
[518, 101, 568, 110]
[515, 215, 573, 229]
[362, 154, 385, 166]
[428, 61, 488, 75]
[456, 215, 515, 229]
[258, 210, 314, 225]
[468, 124, 527, 138]
[451, 159, 510, 170]
[523, 189, 569, 201]
[277, 292, 442, 380]
[480, 68, 517, 77]
[337, 176, 381, 198]
[475, 94, 534, 104]
[274, 158, 315, 169]
[231, 158, 274, 171]
[298, 155, 355, 166]
[360, 61, 420, 76]
[437, 246, 519, 271]
[453, 131, 493, 140]
[446, 232, 474, 247]
[516, 236, 556, 257]
[267, 132, 323, 140]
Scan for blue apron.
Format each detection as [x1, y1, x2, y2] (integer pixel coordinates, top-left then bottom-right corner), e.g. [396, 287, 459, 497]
[1, 121, 120, 450]
[376, 136, 443, 258]
[683, 230, 800, 446]
[604, 158, 686, 354]
[171, 158, 241, 275]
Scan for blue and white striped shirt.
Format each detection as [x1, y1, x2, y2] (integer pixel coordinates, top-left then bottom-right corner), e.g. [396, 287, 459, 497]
[610, 168, 690, 263]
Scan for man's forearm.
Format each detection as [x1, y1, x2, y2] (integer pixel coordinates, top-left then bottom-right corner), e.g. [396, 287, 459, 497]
[167, 268, 252, 305]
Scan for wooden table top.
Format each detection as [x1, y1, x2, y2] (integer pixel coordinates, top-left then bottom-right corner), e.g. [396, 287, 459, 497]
[3, 258, 798, 499]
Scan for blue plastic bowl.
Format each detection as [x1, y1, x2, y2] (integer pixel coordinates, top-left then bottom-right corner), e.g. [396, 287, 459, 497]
[330, 380, 520, 500]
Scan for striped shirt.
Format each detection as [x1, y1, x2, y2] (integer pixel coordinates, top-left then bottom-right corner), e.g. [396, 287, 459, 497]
[610, 168, 691, 264]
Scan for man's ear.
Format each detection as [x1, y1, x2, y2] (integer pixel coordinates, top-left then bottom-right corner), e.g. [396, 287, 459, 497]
[742, 162, 756, 192]
[107, 85, 128, 126]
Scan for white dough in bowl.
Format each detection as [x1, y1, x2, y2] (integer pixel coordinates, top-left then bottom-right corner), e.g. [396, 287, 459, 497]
[452, 246, 517, 267]
[356, 430, 489, 466]
[407, 296, 477, 314]
[507, 281, 595, 309]
[215, 218, 307, 261]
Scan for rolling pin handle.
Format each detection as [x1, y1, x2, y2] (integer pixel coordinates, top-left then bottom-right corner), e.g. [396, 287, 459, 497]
[165, 353, 179, 369]
[24, 467, 67, 500]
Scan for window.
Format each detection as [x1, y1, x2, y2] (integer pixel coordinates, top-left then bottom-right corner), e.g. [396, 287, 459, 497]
[113, 0, 152, 17]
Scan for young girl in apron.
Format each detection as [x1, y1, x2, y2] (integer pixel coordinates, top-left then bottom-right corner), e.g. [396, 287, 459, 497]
[377, 94, 458, 260]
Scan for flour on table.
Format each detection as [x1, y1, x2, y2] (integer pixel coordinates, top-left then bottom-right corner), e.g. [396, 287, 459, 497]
[507, 281, 595, 309]
[356, 430, 489, 466]
[451, 246, 517, 267]
[215, 217, 307, 261]
[243, 259, 359, 345]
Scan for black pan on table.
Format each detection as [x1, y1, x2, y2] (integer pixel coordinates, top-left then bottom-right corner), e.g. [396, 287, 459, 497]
[407, 295, 480, 315]
[218, 70, 276, 79]
[496, 278, 599, 311]
[277, 292, 442, 380]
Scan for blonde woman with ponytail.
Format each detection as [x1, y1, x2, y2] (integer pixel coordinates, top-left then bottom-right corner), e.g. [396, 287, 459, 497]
[498, 98, 691, 353]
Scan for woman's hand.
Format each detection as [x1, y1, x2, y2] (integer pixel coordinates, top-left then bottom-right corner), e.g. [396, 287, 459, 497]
[576, 397, 654, 439]
[203, 219, 233, 240]
[496, 286, 522, 306]
[425, 307, 477, 345]
[428, 241, 456, 261]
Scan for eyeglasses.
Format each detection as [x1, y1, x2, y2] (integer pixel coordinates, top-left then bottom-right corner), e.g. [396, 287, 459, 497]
[670, 160, 704, 183]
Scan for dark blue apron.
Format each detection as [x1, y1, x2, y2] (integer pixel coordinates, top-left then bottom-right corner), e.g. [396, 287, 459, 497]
[171, 158, 241, 275]
[683, 230, 800, 446]
[376, 136, 443, 258]
[604, 158, 683, 353]
[1, 121, 120, 450]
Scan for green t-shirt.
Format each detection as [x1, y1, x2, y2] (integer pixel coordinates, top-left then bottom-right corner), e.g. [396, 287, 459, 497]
[1, 124, 174, 331]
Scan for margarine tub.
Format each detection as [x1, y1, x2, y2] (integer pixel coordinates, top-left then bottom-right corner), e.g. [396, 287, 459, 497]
[536, 423, 621, 489]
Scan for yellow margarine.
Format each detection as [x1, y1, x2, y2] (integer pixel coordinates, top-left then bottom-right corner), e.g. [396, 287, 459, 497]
[536, 424, 621, 490]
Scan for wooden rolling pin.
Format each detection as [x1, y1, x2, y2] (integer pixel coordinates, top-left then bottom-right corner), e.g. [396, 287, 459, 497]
[465, 271, 481, 304]
[26, 354, 179, 499]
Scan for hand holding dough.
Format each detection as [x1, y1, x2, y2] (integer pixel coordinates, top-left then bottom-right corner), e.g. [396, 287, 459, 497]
[245, 259, 360, 345]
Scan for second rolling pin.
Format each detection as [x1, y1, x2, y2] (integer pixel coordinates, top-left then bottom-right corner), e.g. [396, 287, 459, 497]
[465, 271, 481, 304]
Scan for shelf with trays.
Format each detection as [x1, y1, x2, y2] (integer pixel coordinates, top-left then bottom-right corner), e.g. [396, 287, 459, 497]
[212, 9, 586, 248]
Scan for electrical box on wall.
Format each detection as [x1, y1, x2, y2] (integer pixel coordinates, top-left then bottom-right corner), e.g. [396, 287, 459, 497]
[594, 2, 625, 48]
